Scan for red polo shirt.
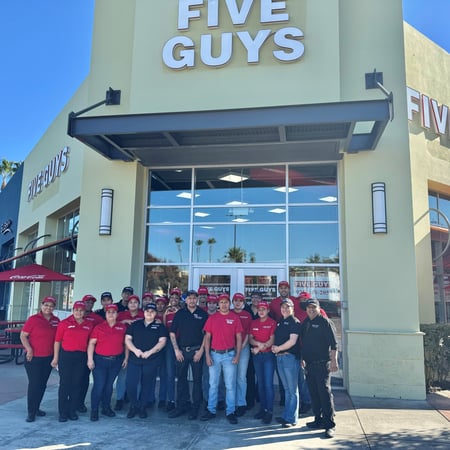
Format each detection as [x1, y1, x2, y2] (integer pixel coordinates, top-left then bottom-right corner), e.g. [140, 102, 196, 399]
[203, 311, 243, 350]
[117, 310, 144, 323]
[84, 311, 104, 327]
[90, 321, 127, 356]
[269, 296, 297, 322]
[232, 309, 253, 340]
[55, 315, 93, 352]
[249, 317, 277, 352]
[22, 312, 60, 357]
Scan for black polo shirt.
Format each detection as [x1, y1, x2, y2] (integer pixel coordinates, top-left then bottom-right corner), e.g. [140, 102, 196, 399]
[301, 314, 337, 363]
[274, 315, 301, 359]
[126, 319, 168, 365]
[170, 307, 208, 348]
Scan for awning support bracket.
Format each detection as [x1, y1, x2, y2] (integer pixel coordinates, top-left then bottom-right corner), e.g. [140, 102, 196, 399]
[365, 70, 394, 121]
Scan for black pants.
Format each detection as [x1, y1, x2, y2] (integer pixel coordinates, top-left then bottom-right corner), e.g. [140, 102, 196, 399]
[78, 363, 91, 407]
[246, 355, 257, 406]
[176, 348, 203, 410]
[24, 355, 53, 414]
[305, 361, 336, 429]
[58, 349, 87, 416]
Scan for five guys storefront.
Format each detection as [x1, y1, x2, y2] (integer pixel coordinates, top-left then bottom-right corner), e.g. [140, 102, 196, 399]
[17, 1, 432, 400]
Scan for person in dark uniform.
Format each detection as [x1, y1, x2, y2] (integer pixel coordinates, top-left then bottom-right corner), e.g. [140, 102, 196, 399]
[51, 301, 93, 422]
[125, 302, 167, 419]
[272, 298, 301, 428]
[20, 296, 60, 422]
[115, 286, 133, 312]
[94, 291, 113, 320]
[168, 289, 208, 420]
[87, 304, 128, 421]
[301, 298, 338, 439]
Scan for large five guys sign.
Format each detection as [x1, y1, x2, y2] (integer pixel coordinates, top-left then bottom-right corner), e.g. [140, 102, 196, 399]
[162, 0, 305, 69]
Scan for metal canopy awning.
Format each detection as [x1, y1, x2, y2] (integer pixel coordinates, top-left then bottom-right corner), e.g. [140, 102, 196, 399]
[67, 99, 390, 167]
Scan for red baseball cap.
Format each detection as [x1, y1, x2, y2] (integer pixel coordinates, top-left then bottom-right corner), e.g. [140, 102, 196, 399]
[42, 296, 57, 305]
[278, 281, 289, 287]
[207, 295, 218, 303]
[298, 291, 311, 299]
[82, 294, 96, 303]
[232, 293, 245, 301]
[128, 294, 140, 304]
[105, 304, 118, 312]
[73, 301, 86, 310]
[170, 288, 182, 297]
[198, 286, 209, 295]
[257, 301, 270, 310]
[156, 296, 168, 304]
[218, 293, 230, 302]
[142, 292, 154, 300]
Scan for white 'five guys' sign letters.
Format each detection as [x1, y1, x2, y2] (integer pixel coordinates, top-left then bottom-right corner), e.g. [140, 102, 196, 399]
[163, 0, 305, 69]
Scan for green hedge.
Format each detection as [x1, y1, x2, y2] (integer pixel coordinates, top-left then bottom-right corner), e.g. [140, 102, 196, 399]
[421, 323, 450, 391]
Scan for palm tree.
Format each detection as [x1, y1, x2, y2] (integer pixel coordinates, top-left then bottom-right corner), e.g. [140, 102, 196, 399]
[208, 237, 216, 262]
[225, 246, 246, 263]
[174, 236, 183, 263]
[0, 159, 21, 191]
[195, 239, 203, 262]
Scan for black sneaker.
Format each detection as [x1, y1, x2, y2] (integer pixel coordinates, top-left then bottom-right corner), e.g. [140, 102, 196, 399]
[166, 401, 175, 412]
[306, 419, 324, 429]
[68, 412, 78, 421]
[58, 414, 68, 423]
[101, 407, 116, 417]
[168, 407, 187, 418]
[114, 400, 124, 411]
[227, 413, 238, 424]
[26, 413, 35, 423]
[262, 412, 272, 424]
[127, 407, 137, 419]
[139, 408, 148, 419]
[217, 401, 226, 411]
[77, 404, 87, 413]
[200, 410, 216, 421]
[235, 406, 246, 417]
[276, 416, 287, 424]
[254, 409, 265, 419]
[188, 409, 199, 420]
[158, 400, 166, 409]
[325, 428, 335, 438]
[90, 410, 99, 421]
[281, 422, 296, 428]
[36, 409, 46, 417]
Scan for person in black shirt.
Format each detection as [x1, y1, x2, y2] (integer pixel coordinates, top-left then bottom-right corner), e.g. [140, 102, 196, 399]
[272, 298, 301, 428]
[301, 298, 338, 439]
[125, 303, 167, 419]
[168, 290, 208, 420]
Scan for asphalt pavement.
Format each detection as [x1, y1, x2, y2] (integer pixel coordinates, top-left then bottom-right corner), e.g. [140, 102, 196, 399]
[0, 356, 449, 450]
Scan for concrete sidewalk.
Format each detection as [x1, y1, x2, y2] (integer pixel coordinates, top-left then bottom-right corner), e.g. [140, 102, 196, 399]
[0, 358, 449, 450]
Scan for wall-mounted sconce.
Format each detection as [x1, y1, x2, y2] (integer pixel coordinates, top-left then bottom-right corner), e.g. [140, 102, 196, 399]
[99, 188, 114, 235]
[371, 182, 387, 233]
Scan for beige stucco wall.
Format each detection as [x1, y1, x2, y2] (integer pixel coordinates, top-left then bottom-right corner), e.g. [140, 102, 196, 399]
[404, 22, 450, 325]
[14, 0, 433, 399]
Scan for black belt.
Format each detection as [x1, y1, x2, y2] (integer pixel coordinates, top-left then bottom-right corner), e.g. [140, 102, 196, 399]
[211, 348, 235, 354]
[275, 352, 290, 356]
[181, 345, 201, 352]
[96, 354, 123, 360]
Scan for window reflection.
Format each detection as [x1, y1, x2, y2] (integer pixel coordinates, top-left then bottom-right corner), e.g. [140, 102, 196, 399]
[146, 225, 190, 263]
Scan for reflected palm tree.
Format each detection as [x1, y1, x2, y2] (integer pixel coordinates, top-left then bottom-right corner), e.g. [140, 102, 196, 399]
[225, 246, 246, 263]
[195, 239, 203, 262]
[208, 237, 216, 262]
[174, 236, 183, 263]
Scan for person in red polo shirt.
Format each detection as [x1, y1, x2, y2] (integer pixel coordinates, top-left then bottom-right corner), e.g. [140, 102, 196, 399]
[20, 296, 60, 422]
[201, 293, 243, 425]
[87, 304, 128, 421]
[232, 292, 252, 417]
[78, 294, 104, 413]
[249, 301, 277, 424]
[51, 301, 93, 422]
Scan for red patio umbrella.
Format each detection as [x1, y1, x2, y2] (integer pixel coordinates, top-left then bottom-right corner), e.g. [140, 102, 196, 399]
[0, 263, 74, 282]
[0, 264, 73, 317]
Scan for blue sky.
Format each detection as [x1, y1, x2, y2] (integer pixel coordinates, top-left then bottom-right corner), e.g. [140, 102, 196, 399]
[0, 0, 449, 163]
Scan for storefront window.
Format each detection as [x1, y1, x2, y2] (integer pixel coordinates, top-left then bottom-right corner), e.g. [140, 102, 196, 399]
[429, 192, 450, 323]
[143, 265, 188, 295]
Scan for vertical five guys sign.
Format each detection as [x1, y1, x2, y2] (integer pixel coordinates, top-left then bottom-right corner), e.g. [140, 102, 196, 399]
[162, 0, 305, 69]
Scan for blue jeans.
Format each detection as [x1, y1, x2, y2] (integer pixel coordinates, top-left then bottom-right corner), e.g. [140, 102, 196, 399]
[298, 364, 311, 405]
[91, 354, 123, 410]
[252, 351, 275, 412]
[207, 350, 237, 415]
[159, 344, 176, 403]
[203, 359, 225, 403]
[235, 344, 250, 408]
[115, 366, 127, 401]
[276, 353, 300, 424]
[126, 359, 160, 409]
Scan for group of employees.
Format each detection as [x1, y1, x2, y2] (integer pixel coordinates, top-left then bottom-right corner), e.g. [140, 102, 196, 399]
[19, 281, 338, 439]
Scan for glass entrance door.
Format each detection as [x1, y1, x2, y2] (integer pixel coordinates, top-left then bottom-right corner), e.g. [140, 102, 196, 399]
[193, 267, 285, 302]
